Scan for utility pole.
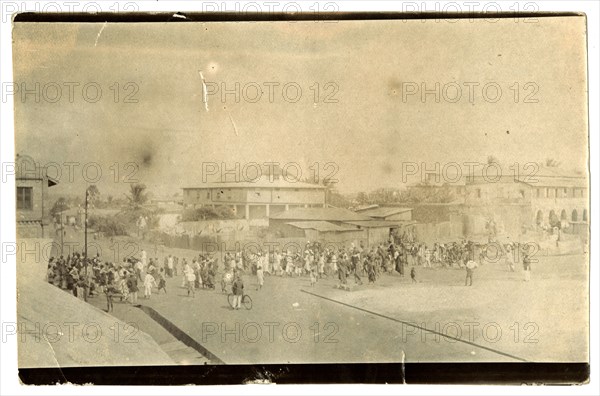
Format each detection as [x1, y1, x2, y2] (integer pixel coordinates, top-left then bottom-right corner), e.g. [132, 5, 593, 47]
[85, 187, 89, 260]
[84, 187, 90, 302]
[60, 210, 64, 256]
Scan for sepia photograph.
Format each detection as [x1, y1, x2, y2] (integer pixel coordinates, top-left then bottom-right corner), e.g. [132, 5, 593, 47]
[1, 3, 595, 388]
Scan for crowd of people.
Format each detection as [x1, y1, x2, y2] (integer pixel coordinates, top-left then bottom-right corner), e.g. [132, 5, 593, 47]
[218, 238, 530, 289]
[45, 237, 533, 311]
[45, 250, 220, 311]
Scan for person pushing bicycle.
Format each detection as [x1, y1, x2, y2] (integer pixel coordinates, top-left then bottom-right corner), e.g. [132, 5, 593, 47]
[231, 272, 244, 310]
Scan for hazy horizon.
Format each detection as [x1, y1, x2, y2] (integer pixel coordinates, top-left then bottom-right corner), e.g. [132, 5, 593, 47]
[13, 17, 588, 198]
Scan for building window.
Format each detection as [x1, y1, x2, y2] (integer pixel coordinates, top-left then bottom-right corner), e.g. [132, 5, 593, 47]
[536, 188, 541, 198]
[16, 187, 33, 210]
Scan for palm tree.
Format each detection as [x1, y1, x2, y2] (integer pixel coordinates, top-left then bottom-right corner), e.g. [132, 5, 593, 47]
[125, 183, 148, 210]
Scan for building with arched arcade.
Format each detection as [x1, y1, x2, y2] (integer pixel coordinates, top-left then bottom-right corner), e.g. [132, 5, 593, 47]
[462, 165, 588, 240]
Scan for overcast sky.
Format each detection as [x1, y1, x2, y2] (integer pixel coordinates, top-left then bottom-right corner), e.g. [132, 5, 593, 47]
[13, 17, 588, 197]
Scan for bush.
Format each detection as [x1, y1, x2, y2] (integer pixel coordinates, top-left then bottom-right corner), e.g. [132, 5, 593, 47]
[181, 206, 236, 221]
[87, 215, 128, 237]
[118, 206, 164, 231]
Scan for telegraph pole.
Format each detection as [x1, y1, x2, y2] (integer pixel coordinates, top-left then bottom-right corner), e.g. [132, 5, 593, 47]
[84, 187, 90, 302]
[60, 210, 64, 256]
[84, 187, 89, 259]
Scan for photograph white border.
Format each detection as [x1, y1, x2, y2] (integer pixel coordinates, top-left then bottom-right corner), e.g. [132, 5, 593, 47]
[1, 1, 597, 395]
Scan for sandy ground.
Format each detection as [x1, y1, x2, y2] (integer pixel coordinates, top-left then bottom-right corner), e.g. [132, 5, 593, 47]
[51, 228, 589, 363]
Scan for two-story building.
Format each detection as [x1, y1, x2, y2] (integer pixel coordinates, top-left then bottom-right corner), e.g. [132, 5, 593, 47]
[182, 176, 326, 220]
[402, 163, 588, 241]
[16, 154, 58, 238]
[463, 165, 588, 238]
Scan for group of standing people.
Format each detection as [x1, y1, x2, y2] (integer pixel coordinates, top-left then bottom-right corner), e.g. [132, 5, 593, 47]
[46, 249, 176, 312]
[179, 253, 218, 297]
[46, 236, 536, 314]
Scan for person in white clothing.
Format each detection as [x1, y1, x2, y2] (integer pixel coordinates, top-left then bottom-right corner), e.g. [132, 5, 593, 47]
[134, 259, 144, 281]
[318, 254, 325, 278]
[167, 254, 174, 277]
[263, 253, 270, 275]
[181, 259, 190, 287]
[256, 265, 264, 290]
[143, 272, 157, 299]
[273, 251, 281, 276]
[185, 265, 196, 297]
[506, 251, 516, 272]
[285, 252, 293, 276]
[141, 249, 147, 269]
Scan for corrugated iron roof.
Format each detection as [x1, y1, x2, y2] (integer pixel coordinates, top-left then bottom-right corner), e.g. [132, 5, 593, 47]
[356, 206, 413, 218]
[183, 176, 325, 190]
[286, 221, 359, 232]
[271, 207, 372, 222]
[344, 220, 416, 228]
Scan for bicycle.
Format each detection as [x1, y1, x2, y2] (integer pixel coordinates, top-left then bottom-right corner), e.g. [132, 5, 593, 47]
[227, 293, 253, 310]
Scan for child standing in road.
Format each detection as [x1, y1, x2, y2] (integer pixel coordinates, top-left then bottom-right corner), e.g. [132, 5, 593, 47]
[410, 267, 417, 283]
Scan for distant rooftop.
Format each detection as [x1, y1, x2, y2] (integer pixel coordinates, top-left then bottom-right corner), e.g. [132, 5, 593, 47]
[344, 220, 416, 228]
[286, 221, 359, 232]
[353, 204, 379, 211]
[271, 207, 372, 222]
[355, 206, 413, 218]
[469, 165, 587, 185]
[183, 176, 325, 190]
[518, 177, 588, 188]
[411, 164, 587, 188]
